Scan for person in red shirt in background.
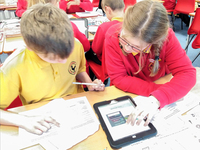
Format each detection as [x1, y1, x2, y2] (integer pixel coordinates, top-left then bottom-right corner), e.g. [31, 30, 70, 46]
[16, 0, 27, 17]
[86, 0, 124, 65]
[105, 1, 196, 126]
[163, 0, 176, 30]
[163, 0, 176, 10]
[59, 0, 93, 14]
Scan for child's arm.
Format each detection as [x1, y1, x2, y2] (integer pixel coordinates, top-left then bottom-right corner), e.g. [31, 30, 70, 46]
[67, 0, 93, 11]
[0, 109, 59, 135]
[76, 72, 105, 91]
[77, 0, 93, 11]
[71, 22, 90, 52]
[59, 0, 93, 12]
[16, 0, 27, 17]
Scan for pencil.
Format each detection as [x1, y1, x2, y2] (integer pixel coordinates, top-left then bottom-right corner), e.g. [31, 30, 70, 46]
[72, 82, 104, 86]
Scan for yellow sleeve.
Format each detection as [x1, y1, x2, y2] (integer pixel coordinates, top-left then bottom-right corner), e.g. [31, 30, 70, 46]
[0, 67, 20, 109]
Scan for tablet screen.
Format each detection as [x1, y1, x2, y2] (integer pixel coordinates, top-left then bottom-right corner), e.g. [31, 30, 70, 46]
[98, 98, 151, 141]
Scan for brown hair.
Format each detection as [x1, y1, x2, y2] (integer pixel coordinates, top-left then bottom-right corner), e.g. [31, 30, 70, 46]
[123, 0, 169, 76]
[101, 0, 125, 11]
[20, 3, 74, 59]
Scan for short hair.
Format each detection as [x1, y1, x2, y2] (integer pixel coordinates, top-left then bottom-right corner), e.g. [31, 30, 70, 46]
[101, 0, 125, 11]
[20, 3, 74, 59]
[123, 0, 169, 76]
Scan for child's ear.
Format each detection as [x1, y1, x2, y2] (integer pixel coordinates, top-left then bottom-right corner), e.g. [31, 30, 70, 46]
[27, 46, 33, 51]
[104, 6, 112, 15]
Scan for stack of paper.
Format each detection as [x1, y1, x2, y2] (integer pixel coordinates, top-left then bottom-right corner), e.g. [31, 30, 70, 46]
[75, 11, 101, 18]
[3, 19, 21, 38]
[19, 96, 100, 150]
[0, 32, 5, 54]
[121, 92, 200, 150]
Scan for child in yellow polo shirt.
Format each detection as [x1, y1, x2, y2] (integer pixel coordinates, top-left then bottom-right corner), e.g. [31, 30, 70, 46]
[0, 3, 104, 135]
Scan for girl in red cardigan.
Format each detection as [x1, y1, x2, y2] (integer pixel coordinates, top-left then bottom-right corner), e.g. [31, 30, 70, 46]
[105, 1, 196, 126]
[59, 0, 93, 14]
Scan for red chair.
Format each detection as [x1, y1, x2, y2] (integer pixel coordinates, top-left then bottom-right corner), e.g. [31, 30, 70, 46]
[191, 32, 200, 63]
[124, 0, 136, 11]
[87, 45, 109, 85]
[185, 8, 200, 52]
[92, 0, 99, 7]
[4, 96, 23, 110]
[173, 0, 195, 29]
[173, 0, 195, 15]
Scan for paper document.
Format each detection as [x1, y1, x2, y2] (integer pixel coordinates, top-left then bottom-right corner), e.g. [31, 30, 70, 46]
[19, 96, 100, 150]
[121, 92, 200, 150]
[3, 36, 25, 53]
[75, 12, 100, 18]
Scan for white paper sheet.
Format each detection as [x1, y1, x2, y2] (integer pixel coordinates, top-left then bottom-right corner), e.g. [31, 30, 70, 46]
[121, 92, 200, 150]
[19, 97, 100, 150]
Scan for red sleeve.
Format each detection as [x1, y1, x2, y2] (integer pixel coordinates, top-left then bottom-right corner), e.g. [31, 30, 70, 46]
[15, 0, 27, 17]
[163, 0, 176, 10]
[59, 0, 67, 12]
[79, 0, 93, 11]
[71, 22, 90, 52]
[92, 25, 105, 61]
[151, 29, 196, 108]
[59, 0, 93, 12]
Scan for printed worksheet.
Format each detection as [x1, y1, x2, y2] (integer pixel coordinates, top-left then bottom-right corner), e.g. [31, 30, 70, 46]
[18, 96, 100, 150]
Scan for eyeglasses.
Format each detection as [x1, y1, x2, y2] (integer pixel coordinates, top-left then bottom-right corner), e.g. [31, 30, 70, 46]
[118, 33, 152, 54]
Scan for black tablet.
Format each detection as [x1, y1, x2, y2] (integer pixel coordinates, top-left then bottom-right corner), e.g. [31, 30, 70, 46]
[93, 96, 157, 149]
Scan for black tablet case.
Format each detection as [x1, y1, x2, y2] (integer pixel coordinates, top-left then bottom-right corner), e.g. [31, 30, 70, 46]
[93, 96, 157, 149]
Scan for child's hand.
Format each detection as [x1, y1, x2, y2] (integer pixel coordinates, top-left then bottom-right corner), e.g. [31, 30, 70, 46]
[20, 115, 60, 135]
[87, 79, 105, 91]
[67, 0, 80, 9]
[127, 96, 160, 126]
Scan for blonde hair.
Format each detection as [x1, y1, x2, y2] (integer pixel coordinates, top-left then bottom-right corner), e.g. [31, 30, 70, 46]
[21, 3, 74, 58]
[27, 0, 59, 8]
[101, 0, 125, 11]
[123, 0, 169, 76]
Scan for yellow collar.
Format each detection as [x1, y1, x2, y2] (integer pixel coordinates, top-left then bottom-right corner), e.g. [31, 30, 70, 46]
[111, 17, 123, 22]
[26, 49, 50, 68]
[132, 45, 151, 56]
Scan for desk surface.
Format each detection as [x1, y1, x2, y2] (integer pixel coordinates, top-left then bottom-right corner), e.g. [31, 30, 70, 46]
[0, 4, 17, 10]
[1, 86, 137, 150]
[1, 67, 200, 149]
[0, 71, 186, 150]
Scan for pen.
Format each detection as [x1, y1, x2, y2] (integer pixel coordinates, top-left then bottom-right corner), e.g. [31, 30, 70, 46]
[72, 82, 104, 86]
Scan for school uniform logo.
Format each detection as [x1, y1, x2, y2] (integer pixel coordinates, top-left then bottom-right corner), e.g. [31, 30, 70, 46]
[68, 61, 77, 75]
[148, 58, 161, 72]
